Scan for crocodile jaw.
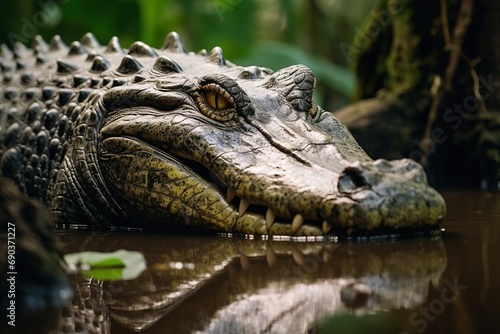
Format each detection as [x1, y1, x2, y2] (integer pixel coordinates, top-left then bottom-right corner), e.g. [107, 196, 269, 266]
[99, 120, 445, 236]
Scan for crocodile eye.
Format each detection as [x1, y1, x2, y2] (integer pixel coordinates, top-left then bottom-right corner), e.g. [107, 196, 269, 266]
[195, 83, 236, 122]
[205, 91, 232, 110]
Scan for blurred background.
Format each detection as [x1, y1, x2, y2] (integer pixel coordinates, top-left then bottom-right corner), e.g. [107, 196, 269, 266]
[0, 0, 374, 112]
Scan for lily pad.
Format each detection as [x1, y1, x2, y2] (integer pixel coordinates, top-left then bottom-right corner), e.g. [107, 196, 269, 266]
[64, 249, 146, 281]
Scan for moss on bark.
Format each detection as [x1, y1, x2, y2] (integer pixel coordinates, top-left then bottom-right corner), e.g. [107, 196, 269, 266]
[336, 0, 500, 188]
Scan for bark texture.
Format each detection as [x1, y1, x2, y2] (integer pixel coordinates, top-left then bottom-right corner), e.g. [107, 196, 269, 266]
[335, 0, 500, 189]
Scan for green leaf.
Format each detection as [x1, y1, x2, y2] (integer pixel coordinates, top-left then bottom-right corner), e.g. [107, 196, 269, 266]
[64, 249, 146, 281]
[81, 268, 125, 281]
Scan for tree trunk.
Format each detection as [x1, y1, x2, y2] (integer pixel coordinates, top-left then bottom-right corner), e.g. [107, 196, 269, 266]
[335, 0, 500, 189]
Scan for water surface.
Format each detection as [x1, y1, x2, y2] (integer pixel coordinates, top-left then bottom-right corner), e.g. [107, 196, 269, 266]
[52, 191, 499, 334]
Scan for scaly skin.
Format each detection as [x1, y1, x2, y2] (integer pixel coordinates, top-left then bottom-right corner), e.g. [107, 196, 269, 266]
[0, 32, 446, 236]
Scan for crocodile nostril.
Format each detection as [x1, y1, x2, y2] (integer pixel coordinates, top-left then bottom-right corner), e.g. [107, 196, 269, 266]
[337, 167, 367, 193]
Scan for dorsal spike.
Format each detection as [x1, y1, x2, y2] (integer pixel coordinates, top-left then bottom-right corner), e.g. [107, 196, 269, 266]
[112, 78, 127, 87]
[0, 62, 12, 72]
[80, 32, 101, 49]
[207, 47, 226, 66]
[68, 41, 87, 56]
[21, 73, 35, 85]
[133, 75, 146, 83]
[49, 35, 66, 51]
[73, 74, 89, 87]
[57, 89, 74, 106]
[36, 54, 48, 65]
[13, 42, 29, 59]
[78, 89, 92, 102]
[42, 86, 56, 100]
[32, 35, 48, 54]
[85, 51, 98, 62]
[90, 56, 110, 73]
[128, 41, 158, 57]
[116, 55, 143, 74]
[161, 32, 185, 53]
[153, 56, 183, 74]
[2, 72, 13, 82]
[90, 78, 102, 87]
[0, 44, 13, 59]
[57, 59, 80, 74]
[16, 60, 27, 70]
[105, 36, 124, 54]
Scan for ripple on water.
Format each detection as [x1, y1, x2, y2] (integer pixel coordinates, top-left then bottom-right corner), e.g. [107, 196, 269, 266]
[441, 190, 500, 239]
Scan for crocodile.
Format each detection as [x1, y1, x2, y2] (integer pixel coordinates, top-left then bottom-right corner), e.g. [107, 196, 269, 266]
[0, 32, 446, 237]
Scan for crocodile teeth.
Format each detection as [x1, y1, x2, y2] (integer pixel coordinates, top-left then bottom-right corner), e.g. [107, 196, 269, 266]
[291, 214, 304, 235]
[291, 246, 305, 265]
[323, 250, 332, 263]
[266, 208, 276, 230]
[226, 188, 236, 203]
[266, 246, 277, 267]
[239, 254, 251, 271]
[239, 198, 250, 216]
[322, 220, 333, 234]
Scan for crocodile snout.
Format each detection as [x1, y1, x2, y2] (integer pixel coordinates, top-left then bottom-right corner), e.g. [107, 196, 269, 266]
[336, 159, 446, 232]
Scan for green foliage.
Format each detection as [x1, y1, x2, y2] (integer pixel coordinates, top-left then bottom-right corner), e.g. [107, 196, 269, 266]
[239, 40, 354, 97]
[0, 0, 375, 108]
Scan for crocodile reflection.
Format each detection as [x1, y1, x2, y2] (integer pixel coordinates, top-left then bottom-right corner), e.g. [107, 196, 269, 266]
[55, 232, 446, 333]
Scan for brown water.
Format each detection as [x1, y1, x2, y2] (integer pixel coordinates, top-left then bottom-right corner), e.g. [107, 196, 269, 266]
[50, 191, 499, 334]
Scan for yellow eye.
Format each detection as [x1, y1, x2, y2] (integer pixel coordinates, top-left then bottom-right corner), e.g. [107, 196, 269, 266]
[195, 83, 236, 122]
[205, 91, 232, 110]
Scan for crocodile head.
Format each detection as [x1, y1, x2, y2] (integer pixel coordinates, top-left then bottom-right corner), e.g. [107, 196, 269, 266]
[50, 34, 445, 236]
